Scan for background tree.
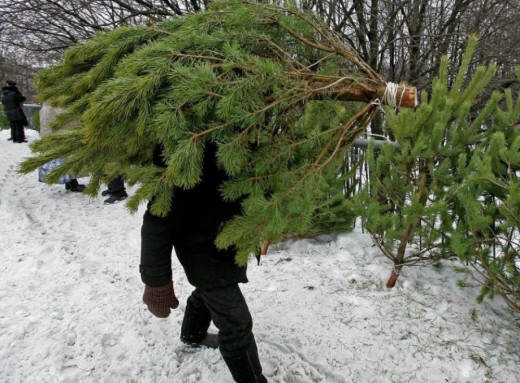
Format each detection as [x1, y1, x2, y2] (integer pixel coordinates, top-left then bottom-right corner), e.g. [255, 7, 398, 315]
[2, 0, 520, 94]
[452, 67, 520, 312]
[0, 0, 208, 55]
[0, 0, 210, 97]
[350, 37, 502, 287]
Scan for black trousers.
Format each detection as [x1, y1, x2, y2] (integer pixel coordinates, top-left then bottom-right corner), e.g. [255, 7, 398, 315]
[181, 284, 254, 357]
[107, 175, 125, 195]
[10, 120, 25, 143]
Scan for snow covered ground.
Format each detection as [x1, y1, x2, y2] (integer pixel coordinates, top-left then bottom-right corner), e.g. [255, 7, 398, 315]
[1, 128, 519, 383]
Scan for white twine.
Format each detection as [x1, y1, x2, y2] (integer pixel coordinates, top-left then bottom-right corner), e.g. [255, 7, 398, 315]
[381, 82, 406, 108]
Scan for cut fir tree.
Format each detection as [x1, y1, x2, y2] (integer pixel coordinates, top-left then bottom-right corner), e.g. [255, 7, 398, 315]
[19, 0, 416, 264]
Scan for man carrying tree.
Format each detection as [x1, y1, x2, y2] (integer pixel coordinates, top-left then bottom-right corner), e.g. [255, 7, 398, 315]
[140, 142, 268, 383]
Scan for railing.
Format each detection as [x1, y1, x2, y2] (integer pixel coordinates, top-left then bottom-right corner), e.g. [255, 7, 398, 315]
[22, 103, 41, 130]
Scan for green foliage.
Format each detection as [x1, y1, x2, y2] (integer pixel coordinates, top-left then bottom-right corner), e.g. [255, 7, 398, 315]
[19, 1, 378, 264]
[455, 67, 520, 311]
[354, 36, 501, 280]
[353, 35, 520, 311]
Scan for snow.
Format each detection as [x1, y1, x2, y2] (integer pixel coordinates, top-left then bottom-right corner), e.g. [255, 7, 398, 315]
[1, 128, 519, 383]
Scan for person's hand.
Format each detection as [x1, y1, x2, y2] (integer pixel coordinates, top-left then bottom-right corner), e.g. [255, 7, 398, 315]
[143, 281, 179, 318]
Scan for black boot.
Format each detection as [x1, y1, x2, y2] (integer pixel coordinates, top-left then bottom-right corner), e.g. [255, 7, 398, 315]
[103, 191, 128, 204]
[222, 339, 268, 383]
[65, 179, 86, 192]
[104, 175, 126, 201]
[181, 333, 219, 349]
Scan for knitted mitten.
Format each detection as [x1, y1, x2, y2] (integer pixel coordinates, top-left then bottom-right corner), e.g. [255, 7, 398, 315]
[143, 281, 179, 318]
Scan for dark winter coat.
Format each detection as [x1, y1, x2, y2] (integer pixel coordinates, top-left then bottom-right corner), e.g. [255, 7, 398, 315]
[140, 142, 248, 289]
[1, 85, 27, 122]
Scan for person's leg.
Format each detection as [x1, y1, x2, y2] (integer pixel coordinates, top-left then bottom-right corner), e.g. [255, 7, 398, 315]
[180, 289, 213, 345]
[197, 285, 267, 383]
[16, 121, 26, 143]
[65, 178, 85, 192]
[19, 117, 26, 141]
[12, 121, 23, 143]
[104, 175, 127, 203]
[222, 338, 267, 383]
[108, 175, 125, 193]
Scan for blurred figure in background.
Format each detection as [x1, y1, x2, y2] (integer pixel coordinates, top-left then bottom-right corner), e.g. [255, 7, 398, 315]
[2, 80, 27, 143]
[39, 102, 85, 192]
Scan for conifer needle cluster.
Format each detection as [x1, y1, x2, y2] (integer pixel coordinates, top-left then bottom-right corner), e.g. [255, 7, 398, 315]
[20, 0, 389, 263]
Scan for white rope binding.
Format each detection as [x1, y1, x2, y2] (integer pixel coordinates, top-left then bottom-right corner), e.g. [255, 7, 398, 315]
[381, 82, 406, 108]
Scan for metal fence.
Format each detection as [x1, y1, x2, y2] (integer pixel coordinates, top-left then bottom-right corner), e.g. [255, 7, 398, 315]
[22, 103, 41, 131]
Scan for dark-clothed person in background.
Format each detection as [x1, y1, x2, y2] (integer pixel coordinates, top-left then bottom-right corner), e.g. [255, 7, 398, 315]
[1, 80, 27, 143]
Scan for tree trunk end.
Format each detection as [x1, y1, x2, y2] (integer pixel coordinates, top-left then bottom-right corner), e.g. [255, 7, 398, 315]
[261, 240, 270, 255]
[309, 77, 418, 109]
[391, 85, 417, 108]
[386, 267, 401, 288]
